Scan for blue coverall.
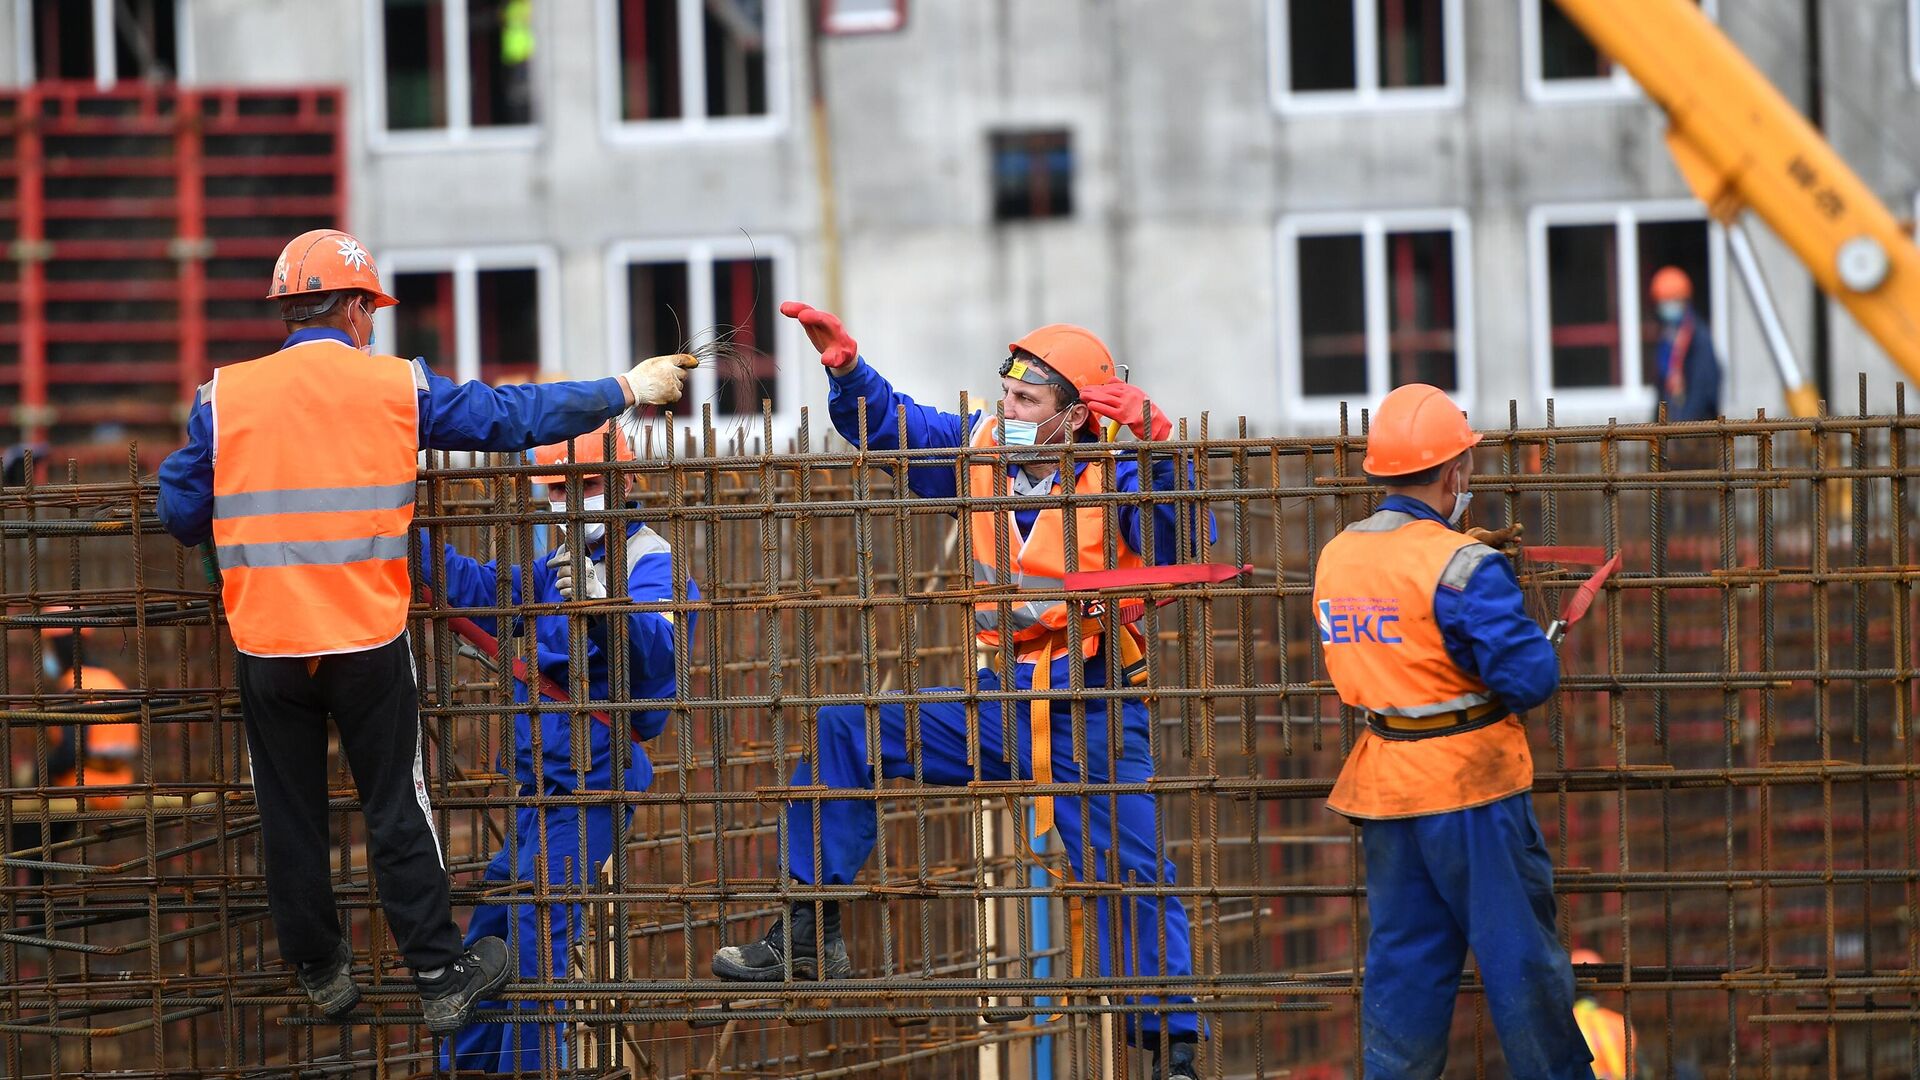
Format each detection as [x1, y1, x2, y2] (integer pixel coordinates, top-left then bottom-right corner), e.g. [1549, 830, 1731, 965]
[426, 521, 696, 1072]
[1351, 495, 1593, 1079]
[792, 357, 1214, 1043]
[1654, 307, 1721, 422]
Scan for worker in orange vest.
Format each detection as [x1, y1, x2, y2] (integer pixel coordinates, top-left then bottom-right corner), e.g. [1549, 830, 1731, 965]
[39, 615, 137, 811]
[154, 229, 698, 1034]
[710, 302, 1214, 1080]
[1569, 948, 1634, 1079]
[1313, 383, 1594, 1078]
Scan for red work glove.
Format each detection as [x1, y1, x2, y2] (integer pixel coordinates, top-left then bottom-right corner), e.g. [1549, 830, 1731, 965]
[779, 300, 859, 375]
[1080, 381, 1171, 441]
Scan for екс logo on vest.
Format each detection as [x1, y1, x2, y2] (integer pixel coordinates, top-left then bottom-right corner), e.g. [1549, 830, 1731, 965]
[1318, 598, 1404, 645]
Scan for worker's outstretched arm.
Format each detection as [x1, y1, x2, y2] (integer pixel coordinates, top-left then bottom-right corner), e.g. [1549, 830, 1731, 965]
[417, 365, 633, 452]
[156, 396, 214, 547]
[1433, 550, 1560, 714]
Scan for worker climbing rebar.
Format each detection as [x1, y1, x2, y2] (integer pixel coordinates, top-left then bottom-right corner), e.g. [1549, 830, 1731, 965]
[708, 301, 1215, 1080]
[424, 421, 698, 1071]
[1312, 383, 1595, 1078]
[154, 229, 698, 1035]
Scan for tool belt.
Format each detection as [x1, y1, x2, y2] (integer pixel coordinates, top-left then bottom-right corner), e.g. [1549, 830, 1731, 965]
[1364, 700, 1508, 742]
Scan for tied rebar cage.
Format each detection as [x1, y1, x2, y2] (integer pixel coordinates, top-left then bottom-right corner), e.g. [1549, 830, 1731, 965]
[1, 388, 1918, 1079]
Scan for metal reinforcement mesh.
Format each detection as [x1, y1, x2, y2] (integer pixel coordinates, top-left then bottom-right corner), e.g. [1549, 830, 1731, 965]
[3, 390, 1919, 1078]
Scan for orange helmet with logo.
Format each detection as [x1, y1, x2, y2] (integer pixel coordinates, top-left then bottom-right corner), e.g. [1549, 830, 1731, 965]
[1007, 324, 1117, 393]
[530, 422, 636, 485]
[267, 229, 398, 309]
[1650, 266, 1693, 303]
[1363, 383, 1482, 478]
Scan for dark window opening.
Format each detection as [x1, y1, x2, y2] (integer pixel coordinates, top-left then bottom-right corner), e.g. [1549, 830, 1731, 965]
[476, 268, 541, 385]
[1540, 0, 1701, 83]
[468, 0, 536, 127]
[1385, 229, 1457, 389]
[384, 0, 449, 130]
[712, 257, 778, 416]
[1297, 233, 1367, 398]
[704, 0, 768, 118]
[32, 0, 179, 82]
[1377, 0, 1446, 89]
[617, 0, 684, 120]
[1287, 1, 1357, 92]
[1546, 223, 1621, 389]
[393, 271, 455, 368]
[991, 130, 1074, 222]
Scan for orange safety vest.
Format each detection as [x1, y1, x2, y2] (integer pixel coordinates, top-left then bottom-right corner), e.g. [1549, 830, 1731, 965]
[1574, 998, 1630, 1079]
[209, 338, 425, 657]
[967, 418, 1146, 839]
[50, 664, 135, 809]
[1315, 508, 1534, 820]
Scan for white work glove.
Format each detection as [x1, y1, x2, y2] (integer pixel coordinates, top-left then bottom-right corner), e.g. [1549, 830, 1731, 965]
[547, 546, 609, 601]
[621, 353, 699, 406]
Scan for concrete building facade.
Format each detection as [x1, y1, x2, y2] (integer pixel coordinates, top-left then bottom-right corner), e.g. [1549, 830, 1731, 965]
[7, 0, 1920, 437]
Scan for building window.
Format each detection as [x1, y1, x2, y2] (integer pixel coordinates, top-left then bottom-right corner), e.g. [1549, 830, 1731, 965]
[821, 0, 905, 35]
[990, 130, 1073, 222]
[23, 0, 181, 86]
[369, 0, 536, 145]
[599, 0, 785, 136]
[1268, 0, 1463, 112]
[1530, 203, 1721, 408]
[606, 238, 795, 426]
[1278, 211, 1474, 417]
[1523, 0, 1714, 102]
[375, 248, 558, 386]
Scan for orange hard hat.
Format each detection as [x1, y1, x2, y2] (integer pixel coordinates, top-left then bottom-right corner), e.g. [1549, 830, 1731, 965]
[1569, 948, 1604, 967]
[1363, 383, 1483, 478]
[38, 604, 90, 641]
[1649, 266, 1692, 303]
[267, 229, 398, 308]
[530, 422, 635, 485]
[1007, 324, 1117, 393]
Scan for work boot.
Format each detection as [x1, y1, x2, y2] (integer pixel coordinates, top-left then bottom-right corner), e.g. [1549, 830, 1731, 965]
[711, 900, 851, 982]
[417, 936, 511, 1035]
[1154, 1036, 1200, 1080]
[296, 938, 361, 1019]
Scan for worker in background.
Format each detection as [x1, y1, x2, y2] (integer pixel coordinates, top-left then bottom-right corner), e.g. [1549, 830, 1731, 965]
[425, 422, 698, 1072]
[1650, 267, 1721, 423]
[155, 229, 697, 1034]
[1569, 948, 1636, 1080]
[1313, 383, 1593, 1078]
[709, 301, 1214, 1080]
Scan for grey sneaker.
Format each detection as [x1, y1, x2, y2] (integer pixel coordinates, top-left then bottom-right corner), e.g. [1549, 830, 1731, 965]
[417, 936, 511, 1035]
[296, 939, 360, 1019]
[712, 901, 851, 982]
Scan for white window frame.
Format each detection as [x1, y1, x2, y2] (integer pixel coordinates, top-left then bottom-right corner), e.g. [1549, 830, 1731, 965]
[1266, 0, 1465, 115]
[363, 0, 541, 152]
[1277, 209, 1476, 425]
[822, 0, 905, 35]
[1526, 200, 1728, 421]
[1521, 0, 1717, 105]
[595, 0, 789, 144]
[15, 0, 194, 88]
[373, 245, 562, 385]
[603, 235, 801, 436]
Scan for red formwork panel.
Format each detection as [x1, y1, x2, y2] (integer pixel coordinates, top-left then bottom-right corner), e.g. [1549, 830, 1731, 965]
[0, 82, 345, 467]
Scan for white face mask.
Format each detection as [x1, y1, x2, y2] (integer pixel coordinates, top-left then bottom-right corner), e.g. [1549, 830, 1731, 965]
[1000, 410, 1068, 448]
[549, 492, 607, 547]
[1448, 490, 1473, 527]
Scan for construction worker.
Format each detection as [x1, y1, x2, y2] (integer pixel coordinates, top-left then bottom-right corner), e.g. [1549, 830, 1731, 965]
[154, 229, 698, 1034]
[425, 421, 698, 1072]
[1569, 948, 1635, 1080]
[1313, 383, 1593, 1078]
[710, 301, 1213, 1080]
[1650, 267, 1721, 422]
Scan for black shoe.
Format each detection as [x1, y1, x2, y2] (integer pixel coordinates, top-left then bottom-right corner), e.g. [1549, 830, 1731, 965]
[296, 939, 360, 1019]
[711, 901, 852, 982]
[1154, 1037, 1199, 1080]
[417, 936, 511, 1035]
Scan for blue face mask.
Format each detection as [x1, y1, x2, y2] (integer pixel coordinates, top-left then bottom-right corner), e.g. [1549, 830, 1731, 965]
[42, 653, 63, 678]
[999, 410, 1067, 448]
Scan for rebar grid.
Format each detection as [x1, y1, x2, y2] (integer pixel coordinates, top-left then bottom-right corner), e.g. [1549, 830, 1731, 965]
[1, 392, 1917, 1079]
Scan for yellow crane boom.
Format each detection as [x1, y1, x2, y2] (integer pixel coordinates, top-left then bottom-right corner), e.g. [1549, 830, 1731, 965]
[1554, 0, 1920, 416]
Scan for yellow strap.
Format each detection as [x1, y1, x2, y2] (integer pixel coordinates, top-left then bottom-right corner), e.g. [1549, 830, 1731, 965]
[1027, 644, 1055, 838]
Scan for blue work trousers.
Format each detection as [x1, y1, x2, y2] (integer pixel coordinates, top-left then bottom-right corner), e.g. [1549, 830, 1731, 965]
[1360, 792, 1596, 1079]
[443, 801, 626, 1073]
[785, 667, 1199, 1042]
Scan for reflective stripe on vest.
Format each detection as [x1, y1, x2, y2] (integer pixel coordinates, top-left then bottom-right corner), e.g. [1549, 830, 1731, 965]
[210, 340, 421, 657]
[1316, 508, 1533, 819]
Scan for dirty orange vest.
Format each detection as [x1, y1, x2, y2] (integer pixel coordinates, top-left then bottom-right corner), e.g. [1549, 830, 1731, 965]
[1315, 508, 1534, 820]
[50, 664, 135, 808]
[210, 339, 424, 657]
[1574, 998, 1630, 1079]
[966, 418, 1147, 839]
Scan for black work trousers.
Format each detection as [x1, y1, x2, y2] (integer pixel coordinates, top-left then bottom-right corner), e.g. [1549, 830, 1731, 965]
[236, 633, 462, 972]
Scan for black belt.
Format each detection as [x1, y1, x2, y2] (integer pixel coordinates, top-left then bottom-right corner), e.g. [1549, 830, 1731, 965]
[1365, 702, 1509, 742]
